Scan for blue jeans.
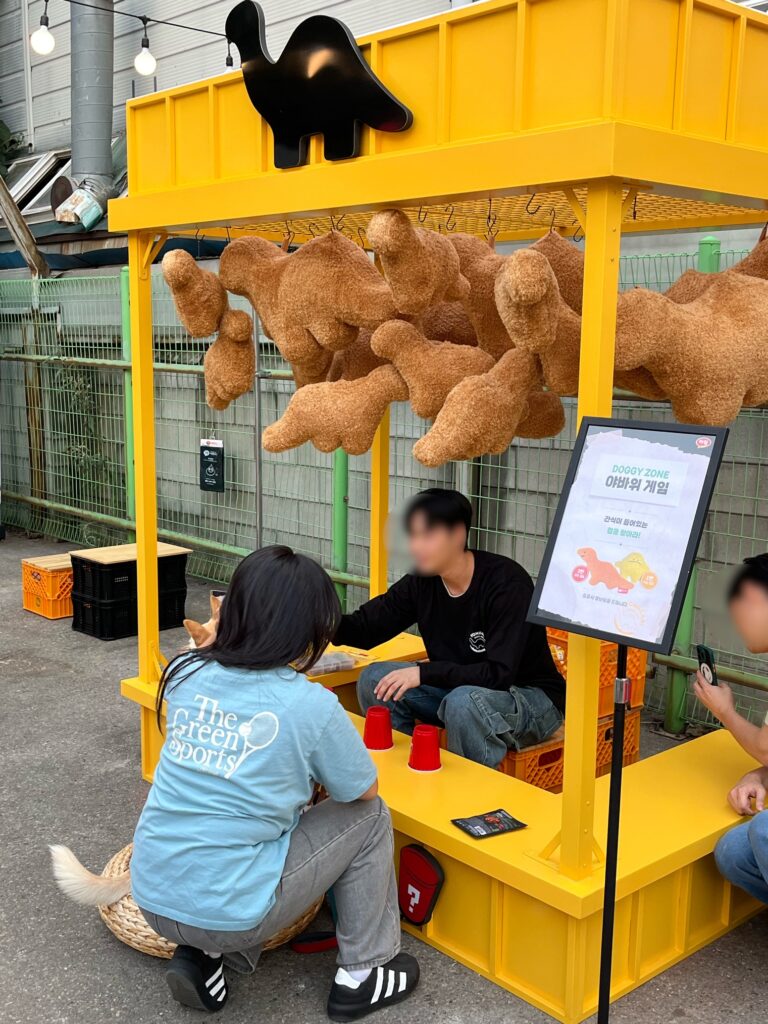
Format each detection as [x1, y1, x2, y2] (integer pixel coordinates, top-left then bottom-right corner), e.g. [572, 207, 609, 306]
[715, 811, 768, 903]
[356, 660, 563, 769]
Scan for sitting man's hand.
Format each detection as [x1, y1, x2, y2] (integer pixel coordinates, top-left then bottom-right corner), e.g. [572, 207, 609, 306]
[374, 665, 421, 703]
[693, 669, 735, 723]
[728, 771, 767, 816]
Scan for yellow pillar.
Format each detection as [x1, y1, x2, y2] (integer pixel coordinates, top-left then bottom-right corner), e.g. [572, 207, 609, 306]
[558, 180, 623, 879]
[127, 231, 163, 779]
[369, 410, 390, 598]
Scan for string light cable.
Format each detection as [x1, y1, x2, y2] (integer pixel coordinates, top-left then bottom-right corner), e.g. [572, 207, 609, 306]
[29, 0, 233, 75]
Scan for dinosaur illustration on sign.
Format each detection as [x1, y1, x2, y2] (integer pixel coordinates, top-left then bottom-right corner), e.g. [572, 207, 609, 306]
[225, 0, 414, 169]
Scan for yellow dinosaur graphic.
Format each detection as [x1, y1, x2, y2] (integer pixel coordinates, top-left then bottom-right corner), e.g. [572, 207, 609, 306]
[615, 551, 651, 584]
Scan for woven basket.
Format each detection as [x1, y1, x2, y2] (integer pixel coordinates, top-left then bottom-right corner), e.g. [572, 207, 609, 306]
[97, 844, 322, 959]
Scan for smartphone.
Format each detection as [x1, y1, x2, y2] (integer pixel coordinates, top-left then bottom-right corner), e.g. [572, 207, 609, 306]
[696, 643, 718, 686]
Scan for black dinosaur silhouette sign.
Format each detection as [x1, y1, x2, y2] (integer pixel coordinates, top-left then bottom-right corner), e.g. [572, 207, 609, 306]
[225, 0, 413, 169]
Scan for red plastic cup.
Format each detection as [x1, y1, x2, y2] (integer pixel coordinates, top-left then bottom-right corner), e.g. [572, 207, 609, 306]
[364, 706, 394, 750]
[408, 724, 442, 772]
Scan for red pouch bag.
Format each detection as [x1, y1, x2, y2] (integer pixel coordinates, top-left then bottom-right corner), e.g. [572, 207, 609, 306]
[398, 844, 444, 925]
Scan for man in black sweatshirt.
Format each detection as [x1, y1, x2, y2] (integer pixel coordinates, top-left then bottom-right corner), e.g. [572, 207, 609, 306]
[336, 488, 565, 768]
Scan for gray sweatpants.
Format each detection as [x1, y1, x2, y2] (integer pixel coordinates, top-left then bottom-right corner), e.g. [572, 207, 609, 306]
[139, 796, 400, 973]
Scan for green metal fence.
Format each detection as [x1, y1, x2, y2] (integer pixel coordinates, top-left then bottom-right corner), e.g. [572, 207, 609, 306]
[2, 237, 767, 732]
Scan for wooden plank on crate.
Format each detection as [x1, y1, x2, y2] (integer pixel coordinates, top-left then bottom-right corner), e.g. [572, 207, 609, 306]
[22, 553, 72, 571]
[69, 542, 192, 564]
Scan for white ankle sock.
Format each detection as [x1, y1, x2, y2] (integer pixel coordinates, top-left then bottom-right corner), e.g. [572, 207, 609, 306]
[335, 967, 372, 988]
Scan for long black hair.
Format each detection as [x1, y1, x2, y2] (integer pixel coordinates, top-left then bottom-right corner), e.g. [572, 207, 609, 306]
[157, 545, 341, 724]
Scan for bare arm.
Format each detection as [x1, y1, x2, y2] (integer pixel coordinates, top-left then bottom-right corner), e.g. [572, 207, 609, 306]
[358, 779, 379, 801]
[694, 669, 768, 765]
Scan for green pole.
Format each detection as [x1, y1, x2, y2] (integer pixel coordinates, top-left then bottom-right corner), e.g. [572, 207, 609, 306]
[120, 267, 136, 541]
[664, 567, 697, 733]
[698, 234, 721, 273]
[661, 234, 720, 733]
[332, 449, 350, 610]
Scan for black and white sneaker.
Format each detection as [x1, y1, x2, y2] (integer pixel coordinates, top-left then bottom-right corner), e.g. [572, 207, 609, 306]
[327, 953, 420, 1022]
[165, 946, 228, 1012]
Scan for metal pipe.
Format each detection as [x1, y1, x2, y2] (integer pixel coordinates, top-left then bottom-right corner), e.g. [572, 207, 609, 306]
[70, 0, 114, 185]
[653, 652, 768, 694]
[4, 491, 370, 589]
[20, 0, 36, 150]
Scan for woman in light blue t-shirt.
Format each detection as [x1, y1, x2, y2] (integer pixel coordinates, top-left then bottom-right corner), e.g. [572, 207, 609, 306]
[53, 547, 420, 1021]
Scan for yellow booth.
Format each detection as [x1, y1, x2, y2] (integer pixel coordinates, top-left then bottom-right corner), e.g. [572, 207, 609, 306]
[110, 0, 768, 1019]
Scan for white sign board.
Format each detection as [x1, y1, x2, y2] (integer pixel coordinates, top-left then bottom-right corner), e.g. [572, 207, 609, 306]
[528, 419, 727, 653]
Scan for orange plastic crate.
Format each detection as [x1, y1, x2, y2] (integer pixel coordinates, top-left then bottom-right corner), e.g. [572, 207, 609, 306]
[22, 554, 74, 619]
[435, 708, 641, 792]
[546, 628, 647, 717]
[498, 709, 641, 792]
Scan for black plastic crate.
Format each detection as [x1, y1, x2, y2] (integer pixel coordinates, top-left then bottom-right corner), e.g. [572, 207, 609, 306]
[71, 552, 188, 602]
[72, 588, 187, 641]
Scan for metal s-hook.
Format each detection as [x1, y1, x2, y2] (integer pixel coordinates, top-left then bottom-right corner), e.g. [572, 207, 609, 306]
[549, 206, 557, 231]
[308, 222, 321, 237]
[486, 198, 499, 244]
[444, 204, 456, 232]
[357, 226, 368, 248]
[526, 193, 542, 216]
[281, 221, 294, 252]
[417, 206, 428, 224]
[572, 219, 585, 244]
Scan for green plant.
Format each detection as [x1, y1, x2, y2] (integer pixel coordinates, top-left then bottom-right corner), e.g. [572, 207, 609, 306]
[0, 113, 25, 178]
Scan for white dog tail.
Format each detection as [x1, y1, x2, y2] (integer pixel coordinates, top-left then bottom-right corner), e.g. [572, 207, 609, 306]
[50, 845, 131, 906]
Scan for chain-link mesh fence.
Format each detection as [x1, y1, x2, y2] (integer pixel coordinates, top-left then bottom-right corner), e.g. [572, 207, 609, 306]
[2, 245, 767, 728]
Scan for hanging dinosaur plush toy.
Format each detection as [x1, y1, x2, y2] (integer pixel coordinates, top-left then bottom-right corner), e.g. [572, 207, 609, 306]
[261, 365, 408, 454]
[664, 235, 768, 304]
[367, 209, 470, 316]
[494, 248, 666, 401]
[448, 234, 512, 359]
[162, 249, 227, 338]
[369, 320, 494, 419]
[614, 271, 768, 424]
[204, 310, 256, 411]
[219, 232, 397, 386]
[162, 250, 255, 410]
[412, 349, 559, 467]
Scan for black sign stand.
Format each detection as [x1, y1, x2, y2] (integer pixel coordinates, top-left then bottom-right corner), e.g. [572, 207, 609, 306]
[596, 643, 630, 1024]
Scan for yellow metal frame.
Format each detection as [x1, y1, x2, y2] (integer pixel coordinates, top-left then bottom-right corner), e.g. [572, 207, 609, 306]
[112, 0, 768, 1017]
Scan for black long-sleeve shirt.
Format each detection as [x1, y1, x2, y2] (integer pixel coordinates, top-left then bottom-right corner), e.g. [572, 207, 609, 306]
[335, 550, 565, 710]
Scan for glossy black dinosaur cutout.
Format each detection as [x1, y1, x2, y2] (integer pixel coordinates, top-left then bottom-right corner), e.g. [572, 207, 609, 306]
[225, 0, 413, 169]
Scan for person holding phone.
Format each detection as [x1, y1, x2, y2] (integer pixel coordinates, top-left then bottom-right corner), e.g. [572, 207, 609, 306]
[694, 553, 768, 903]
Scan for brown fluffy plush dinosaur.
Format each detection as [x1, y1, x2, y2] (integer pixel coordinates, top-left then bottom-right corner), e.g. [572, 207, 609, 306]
[530, 230, 585, 314]
[162, 249, 228, 338]
[614, 271, 768, 423]
[419, 301, 477, 346]
[494, 248, 580, 395]
[262, 365, 408, 455]
[449, 234, 511, 359]
[203, 310, 255, 411]
[664, 236, 768, 304]
[494, 249, 666, 401]
[370, 320, 494, 419]
[219, 232, 397, 386]
[327, 329, 387, 381]
[412, 349, 543, 466]
[367, 210, 469, 316]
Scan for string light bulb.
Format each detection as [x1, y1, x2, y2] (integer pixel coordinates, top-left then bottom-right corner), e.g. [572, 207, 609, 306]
[134, 16, 156, 76]
[30, 1, 56, 55]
